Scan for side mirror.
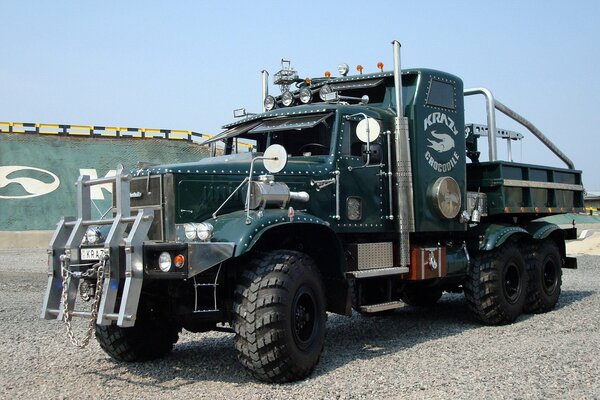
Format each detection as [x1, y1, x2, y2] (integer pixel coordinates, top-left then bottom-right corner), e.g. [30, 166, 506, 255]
[356, 117, 381, 143]
[263, 144, 288, 173]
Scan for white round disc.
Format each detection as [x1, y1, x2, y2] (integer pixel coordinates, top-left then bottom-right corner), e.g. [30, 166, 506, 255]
[263, 144, 288, 173]
[356, 118, 381, 143]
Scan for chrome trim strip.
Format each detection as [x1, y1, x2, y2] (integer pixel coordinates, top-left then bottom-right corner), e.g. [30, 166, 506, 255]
[503, 179, 583, 191]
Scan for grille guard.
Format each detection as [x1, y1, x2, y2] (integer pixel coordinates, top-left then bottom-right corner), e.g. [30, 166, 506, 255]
[41, 165, 153, 327]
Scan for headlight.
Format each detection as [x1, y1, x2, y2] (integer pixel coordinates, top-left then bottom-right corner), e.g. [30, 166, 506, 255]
[184, 223, 197, 240]
[85, 228, 102, 244]
[264, 95, 276, 111]
[281, 91, 294, 107]
[158, 252, 172, 272]
[196, 222, 213, 241]
[299, 88, 312, 104]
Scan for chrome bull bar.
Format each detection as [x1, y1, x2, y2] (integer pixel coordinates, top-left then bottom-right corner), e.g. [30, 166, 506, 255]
[41, 164, 153, 327]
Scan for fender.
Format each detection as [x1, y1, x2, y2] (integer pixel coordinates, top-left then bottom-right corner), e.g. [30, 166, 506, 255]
[207, 209, 334, 257]
[468, 223, 530, 252]
[524, 221, 562, 240]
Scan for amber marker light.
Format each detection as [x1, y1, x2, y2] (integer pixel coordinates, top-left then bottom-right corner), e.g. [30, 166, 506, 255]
[324, 71, 331, 78]
[356, 65, 363, 74]
[377, 62, 384, 71]
[304, 77, 311, 85]
[174, 254, 185, 269]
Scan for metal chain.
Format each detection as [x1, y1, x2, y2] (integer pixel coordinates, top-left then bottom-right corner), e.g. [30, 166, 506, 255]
[60, 256, 106, 348]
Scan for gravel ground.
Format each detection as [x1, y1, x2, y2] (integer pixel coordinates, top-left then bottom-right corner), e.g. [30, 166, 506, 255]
[0, 247, 599, 399]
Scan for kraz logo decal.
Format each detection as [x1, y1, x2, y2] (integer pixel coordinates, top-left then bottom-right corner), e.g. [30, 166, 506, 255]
[0, 166, 60, 199]
[423, 112, 460, 172]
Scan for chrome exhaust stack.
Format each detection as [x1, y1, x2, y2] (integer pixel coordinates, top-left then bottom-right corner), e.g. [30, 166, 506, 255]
[391, 40, 415, 267]
[261, 70, 269, 112]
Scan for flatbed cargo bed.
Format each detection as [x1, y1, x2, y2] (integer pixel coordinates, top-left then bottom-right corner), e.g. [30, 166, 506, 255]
[467, 161, 584, 216]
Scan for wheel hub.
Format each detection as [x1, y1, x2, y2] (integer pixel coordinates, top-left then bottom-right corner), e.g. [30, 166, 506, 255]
[543, 259, 558, 294]
[292, 290, 316, 349]
[504, 263, 522, 303]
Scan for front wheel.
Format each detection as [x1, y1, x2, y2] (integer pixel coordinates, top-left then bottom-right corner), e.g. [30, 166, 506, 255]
[233, 250, 326, 382]
[464, 241, 529, 325]
[95, 292, 181, 361]
[95, 316, 181, 362]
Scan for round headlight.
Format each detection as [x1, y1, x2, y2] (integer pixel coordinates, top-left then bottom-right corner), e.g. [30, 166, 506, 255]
[337, 63, 349, 76]
[264, 95, 276, 111]
[184, 223, 197, 240]
[319, 84, 332, 101]
[85, 228, 101, 244]
[158, 252, 172, 272]
[196, 222, 213, 241]
[299, 88, 312, 104]
[281, 91, 294, 107]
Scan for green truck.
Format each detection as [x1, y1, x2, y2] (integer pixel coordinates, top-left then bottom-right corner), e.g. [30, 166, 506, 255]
[42, 41, 584, 382]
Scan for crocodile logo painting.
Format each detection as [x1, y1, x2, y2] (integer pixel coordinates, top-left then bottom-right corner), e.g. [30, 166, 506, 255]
[0, 166, 60, 199]
[427, 130, 455, 153]
[423, 112, 461, 173]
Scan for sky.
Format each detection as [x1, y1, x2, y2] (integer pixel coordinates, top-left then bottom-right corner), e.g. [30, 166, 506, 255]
[1, 1, 599, 190]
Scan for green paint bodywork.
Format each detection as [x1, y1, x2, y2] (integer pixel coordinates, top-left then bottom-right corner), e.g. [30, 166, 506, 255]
[466, 161, 584, 215]
[524, 221, 563, 240]
[124, 67, 582, 279]
[466, 221, 563, 252]
[206, 209, 332, 257]
[468, 223, 530, 252]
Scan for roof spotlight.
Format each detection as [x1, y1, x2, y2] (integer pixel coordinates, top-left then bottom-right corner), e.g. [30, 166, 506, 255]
[264, 95, 276, 111]
[281, 91, 294, 107]
[299, 88, 312, 104]
[337, 63, 349, 76]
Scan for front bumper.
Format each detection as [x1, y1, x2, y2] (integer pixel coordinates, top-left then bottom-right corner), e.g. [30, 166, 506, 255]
[41, 240, 235, 327]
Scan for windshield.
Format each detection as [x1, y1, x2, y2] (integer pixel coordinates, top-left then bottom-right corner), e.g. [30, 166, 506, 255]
[224, 113, 335, 157]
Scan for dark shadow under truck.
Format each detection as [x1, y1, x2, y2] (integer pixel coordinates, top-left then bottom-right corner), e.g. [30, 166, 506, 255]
[42, 40, 584, 382]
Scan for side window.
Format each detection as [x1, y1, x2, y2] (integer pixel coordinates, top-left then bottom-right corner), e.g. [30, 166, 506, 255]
[341, 120, 365, 157]
[426, 79, 455, 110]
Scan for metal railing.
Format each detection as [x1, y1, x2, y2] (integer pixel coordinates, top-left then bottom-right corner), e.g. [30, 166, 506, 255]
[464, 88, 575, 169]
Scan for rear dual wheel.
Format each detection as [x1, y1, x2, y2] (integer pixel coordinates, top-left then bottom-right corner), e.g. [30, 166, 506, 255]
[525, 240, 562, 313]
[464, 241, 528, 325]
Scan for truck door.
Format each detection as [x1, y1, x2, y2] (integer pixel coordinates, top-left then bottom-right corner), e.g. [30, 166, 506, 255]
[335, 115, 388, 232]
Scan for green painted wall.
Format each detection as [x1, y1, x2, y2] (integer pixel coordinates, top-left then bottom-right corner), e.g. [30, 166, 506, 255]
[0, 133, 210, 230]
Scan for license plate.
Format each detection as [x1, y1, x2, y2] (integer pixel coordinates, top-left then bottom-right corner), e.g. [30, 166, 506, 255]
[80, 248, 104, 261]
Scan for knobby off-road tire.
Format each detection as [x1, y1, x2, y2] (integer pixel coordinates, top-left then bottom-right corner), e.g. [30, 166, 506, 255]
[233, 250, 326, 383]
[401, 287, 443, 307]
[95, 311, 181, 362]
[464, 241, 529, 325]
[525, 239, 562, 314]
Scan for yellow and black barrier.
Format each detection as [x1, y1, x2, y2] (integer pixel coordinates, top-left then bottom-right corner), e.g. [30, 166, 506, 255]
[0, 121, 253, 149]
[0, 121, 211, 142]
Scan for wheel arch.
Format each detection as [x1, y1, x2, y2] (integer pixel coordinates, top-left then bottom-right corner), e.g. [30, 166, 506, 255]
[469, 223, 531, 252]
[211, 210, 350, 315]
[525, 221, 568, 265]
[250, 222, 351, 315]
